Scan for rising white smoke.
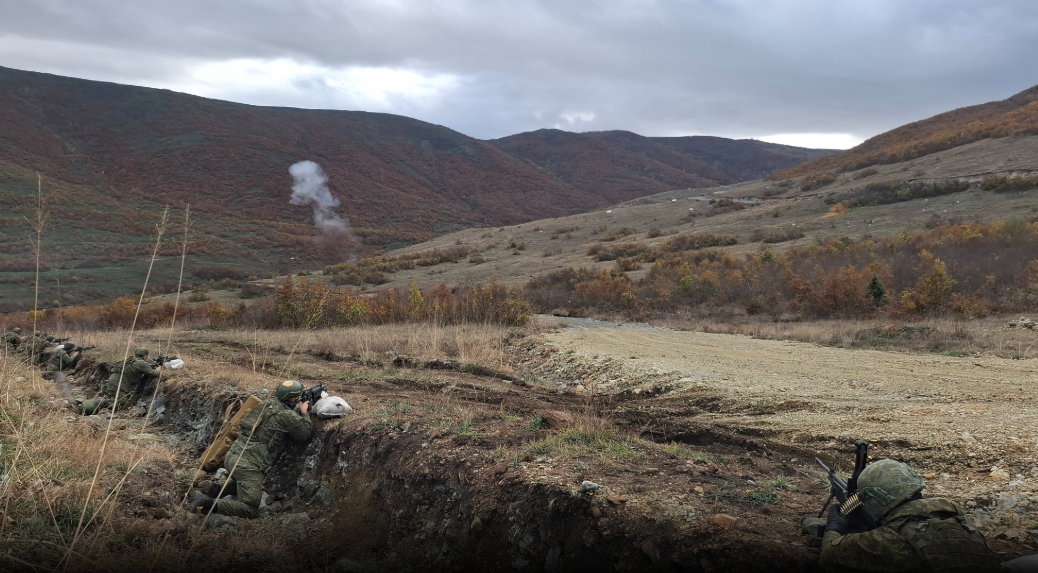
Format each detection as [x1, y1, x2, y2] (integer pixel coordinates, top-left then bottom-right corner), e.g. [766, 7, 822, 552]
[289, 160, 348, 233]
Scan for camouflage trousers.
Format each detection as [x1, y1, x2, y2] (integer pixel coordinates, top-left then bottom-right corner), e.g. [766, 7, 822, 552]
[212, 467, 264, 519]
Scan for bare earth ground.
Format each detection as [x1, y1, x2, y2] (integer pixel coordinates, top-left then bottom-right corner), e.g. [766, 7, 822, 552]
[7, 319, 1038, 571]
[535, 316, 1038, 549]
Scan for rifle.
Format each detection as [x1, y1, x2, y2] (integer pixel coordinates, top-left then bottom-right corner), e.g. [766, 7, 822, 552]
[299, 384, 326, 409]
[53, 337, 71, 344]
[154, 355, 179, 367]
[816, 441, 877, 526]
[73, 346, 96, 353]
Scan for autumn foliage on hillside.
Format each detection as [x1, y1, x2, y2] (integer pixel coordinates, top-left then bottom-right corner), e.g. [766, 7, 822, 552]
[778, 85, 1038, 179]
[21, 277, 531, 332]
[526, 219, 1038, 320]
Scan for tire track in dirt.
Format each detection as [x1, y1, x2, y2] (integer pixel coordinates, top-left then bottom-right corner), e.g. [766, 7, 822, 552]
[542, 316, 1038, 487]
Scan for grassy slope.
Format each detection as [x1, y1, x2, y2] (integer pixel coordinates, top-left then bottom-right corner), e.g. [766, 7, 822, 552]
[347, 135, 1038, 293]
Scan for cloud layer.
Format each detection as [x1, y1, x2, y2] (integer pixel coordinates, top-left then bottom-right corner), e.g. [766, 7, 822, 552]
[2, 0, 1036, 148]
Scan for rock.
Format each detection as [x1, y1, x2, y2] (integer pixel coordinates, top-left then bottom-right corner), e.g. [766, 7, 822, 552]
[606, 496, 627, 505]
[590, 507, 602, 518]
[960, 434, 977, 443]
[470, 516, 483, 532]
[313, 487, 335, 507]
[923, 473, 937, 480]
[640, 540, 661, 564]
[580, 480, 602, 493]
[204, 513, 241, 531]
[988, 468, 1011, 481]
[541, 410, 574, 429]
[494, 461, 508, 475]
[14, 377, 26, 383]
[693, 486, 705, 495]
[1000, 529, 1024, 541]
[709, 514, 738, 528]
[997, 495, 1022, 510]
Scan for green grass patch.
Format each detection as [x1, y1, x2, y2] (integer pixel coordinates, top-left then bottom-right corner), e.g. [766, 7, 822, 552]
[525, 427, 644, 461]
[746, 489, 779, 505]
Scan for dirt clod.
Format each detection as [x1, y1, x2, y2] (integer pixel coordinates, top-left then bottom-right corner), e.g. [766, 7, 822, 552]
[710, 514, 739, 527]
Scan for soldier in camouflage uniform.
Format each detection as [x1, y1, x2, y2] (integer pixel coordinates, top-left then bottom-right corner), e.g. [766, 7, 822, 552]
[46, 342, 82, 372]
[20, 333, 56, 364]
[819, 458, 1002, 573]
[193, 380, 313, 519]
[103, 348, 162, 410]
[2, 327, 22, 350]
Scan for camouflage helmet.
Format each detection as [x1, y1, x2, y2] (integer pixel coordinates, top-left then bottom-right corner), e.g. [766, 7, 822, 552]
[63, 341, 75, 350]
[135, 348, 150, 358]
[858, 459, 926, 517]
[45, 335, 55, 342]
[11, 327, 20, 334]
[275, 380, 304, 402]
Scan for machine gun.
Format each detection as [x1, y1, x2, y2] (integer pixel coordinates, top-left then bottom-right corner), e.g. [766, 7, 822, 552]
[299, 384, 326, 409]
[154, 355, 179, 367]
[815, 441, 877, 525]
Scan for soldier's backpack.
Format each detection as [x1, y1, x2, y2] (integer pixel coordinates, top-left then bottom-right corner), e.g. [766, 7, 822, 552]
[199, 395, 262, 472]
[892, 515, 1002, 573]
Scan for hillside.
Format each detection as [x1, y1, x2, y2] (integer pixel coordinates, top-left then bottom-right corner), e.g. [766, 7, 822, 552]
[488, 129, 835, 199]
[0, 66, 828, 310]
[331, 134, 1038, 297]
[778, 83, 1038, 178]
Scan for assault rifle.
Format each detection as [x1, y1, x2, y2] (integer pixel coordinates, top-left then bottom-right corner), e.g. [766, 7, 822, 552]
[299, 384, 326, 409]
[816, 441, 877, 526]
[154, 355, 179, 367]
[73, 346, 96, 353]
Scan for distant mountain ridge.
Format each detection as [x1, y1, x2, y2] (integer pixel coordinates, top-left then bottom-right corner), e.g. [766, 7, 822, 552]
[0, 65, 828, 309]
[489, 129, 835, 199]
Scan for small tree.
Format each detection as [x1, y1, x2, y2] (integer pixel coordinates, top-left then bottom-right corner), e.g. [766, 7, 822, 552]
[867, 273, 887, 306]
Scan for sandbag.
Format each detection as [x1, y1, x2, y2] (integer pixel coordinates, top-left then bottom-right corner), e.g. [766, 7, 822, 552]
[164, 358, 185, 370]
[199, 395, 262, 472]
[313, 396, 353, 418]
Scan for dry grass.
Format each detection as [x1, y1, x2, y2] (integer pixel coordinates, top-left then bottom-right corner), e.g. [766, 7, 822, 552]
[180, 323, 517, 369]
[0, 353, 181, 569]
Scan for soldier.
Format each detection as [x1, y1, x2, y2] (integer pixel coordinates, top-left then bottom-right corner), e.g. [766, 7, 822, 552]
[819, 458, 1002, 572]
[46, 342, 82, 373]
[2, 327, 22, 350]
[193, 380, 313, 518]
[104, 347, 162, 409]
[20, 333, 56, 364]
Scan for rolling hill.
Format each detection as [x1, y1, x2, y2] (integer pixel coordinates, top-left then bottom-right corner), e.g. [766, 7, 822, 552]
[777, 83, 1038, 179]
[488, 129, 835, 199]
[0, 66, 828, 310]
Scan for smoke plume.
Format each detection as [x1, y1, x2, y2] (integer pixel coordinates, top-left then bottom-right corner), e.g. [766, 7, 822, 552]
[289, 160, 349, 233]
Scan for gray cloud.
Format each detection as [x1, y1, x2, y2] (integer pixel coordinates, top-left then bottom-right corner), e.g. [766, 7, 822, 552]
[1, 0, 1036, 146]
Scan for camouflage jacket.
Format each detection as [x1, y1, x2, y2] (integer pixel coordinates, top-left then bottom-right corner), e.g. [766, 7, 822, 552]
[2, 331, 20, 348]
[46, 348, 81, 372]
[820, 498, 999, 573]
[224, 397, 313, 473]
[105, 356, 160, 395]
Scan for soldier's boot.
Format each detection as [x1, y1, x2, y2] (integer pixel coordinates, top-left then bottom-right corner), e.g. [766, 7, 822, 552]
[192, 493, 216, 514]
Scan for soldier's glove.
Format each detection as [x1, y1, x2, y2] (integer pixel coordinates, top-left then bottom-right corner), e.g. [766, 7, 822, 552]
[825, 505, 870, 535]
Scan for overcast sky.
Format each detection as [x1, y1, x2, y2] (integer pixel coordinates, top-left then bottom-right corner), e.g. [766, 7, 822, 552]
[1, 1, 1035, 149]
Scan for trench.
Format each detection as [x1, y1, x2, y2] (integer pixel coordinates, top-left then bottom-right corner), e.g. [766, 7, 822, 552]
[70, 360, 825, 573]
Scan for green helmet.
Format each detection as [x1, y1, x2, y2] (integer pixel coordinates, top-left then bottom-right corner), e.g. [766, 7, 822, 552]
[135, 348, 150, 358]
[63, 342, 75, 351]
[11, 327, 20, 334]
[858, 459, 925, 517]
[275, 380, 304, 402]
[45, 335, 55, 342]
